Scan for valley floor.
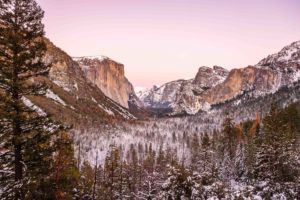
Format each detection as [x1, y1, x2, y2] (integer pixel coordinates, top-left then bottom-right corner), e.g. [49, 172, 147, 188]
[72, 103, 300, 199]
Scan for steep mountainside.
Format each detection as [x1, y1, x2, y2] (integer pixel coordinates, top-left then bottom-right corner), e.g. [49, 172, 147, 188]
[136, 66, 229, 114]
[136, 40, 300, 116]
[27, 38, 135, 127]
[74, 57, 135, 108]
[202, 41, 300, 106]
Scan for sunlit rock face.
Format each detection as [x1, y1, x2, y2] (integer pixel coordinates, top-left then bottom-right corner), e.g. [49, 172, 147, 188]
[135, 66, 229, 115]
[193, 65, 229, 87]
[28, 38, 136, 127]
[135, 40, 300, 115]
[75, 57, 134, 108]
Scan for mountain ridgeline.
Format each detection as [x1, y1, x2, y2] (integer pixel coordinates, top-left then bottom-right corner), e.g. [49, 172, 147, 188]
[134, 40, 300, 119]
[1, 1, 299, 199]
[33, 38, 300, 128]
[29, 38, 136, 128]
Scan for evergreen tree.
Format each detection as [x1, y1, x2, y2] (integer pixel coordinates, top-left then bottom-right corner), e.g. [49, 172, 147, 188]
[219, 115, 237, 181]
[190, 133, 200, 171]
[160, 164, 196, 200]
[222, 115, 237, 160]
[243, 119, 259, 180]
[156, 143, 166, 172]
[53, 130, 80, 200]
[200, 132, 212, 174]
[254, 103, 300, 197]
[0, 0, 57, 199]
[103, 145, 122, 200]
[134, 171, 160, 200]
[78, 161, 94, 200]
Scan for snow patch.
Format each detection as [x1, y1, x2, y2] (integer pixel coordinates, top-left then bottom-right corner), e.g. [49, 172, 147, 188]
[22, 96, 46, 116]
[74, 82, 78, 91]
[293, 70, 300, 82]
[98, 104, 115, 116]
[53, 80, 71, 92]
[46, 89, 67, 106]
[91, 97, 97, 103]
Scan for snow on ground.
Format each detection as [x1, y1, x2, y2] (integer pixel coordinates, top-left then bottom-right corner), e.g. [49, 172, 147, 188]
[293, 70, 300, 82]
[45, 89, 67, 106]
[72, 114, 222, 167]
[98, 104, 114, 116]
[91, 97, 97, 103]
[52, 80, 71, 92]
[74, 82, 78, 91]
[21, 96, 46, 116]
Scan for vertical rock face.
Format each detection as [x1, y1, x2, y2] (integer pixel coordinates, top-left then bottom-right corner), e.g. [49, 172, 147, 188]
[29, 38, 136, 127]
[193, 66, 229, 87]
[136, 66, 229, 114]
[202, 41, 300, 106]
[135, 40, 300, 116]
[75, 57, 135, 108]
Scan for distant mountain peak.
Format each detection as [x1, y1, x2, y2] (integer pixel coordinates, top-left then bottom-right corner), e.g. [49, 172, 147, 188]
[193, 65, 229, 87]
[134, 40, 300, 116]
[256, 40, 300, 70]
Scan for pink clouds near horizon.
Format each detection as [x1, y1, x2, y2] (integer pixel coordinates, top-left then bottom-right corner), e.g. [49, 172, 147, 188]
[36, 0, 300, 88]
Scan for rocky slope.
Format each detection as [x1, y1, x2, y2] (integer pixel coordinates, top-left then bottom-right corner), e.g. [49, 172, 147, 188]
[74, 56, 134, 108]
[202, 41, 300, 106]
[136, 40, 300, 115]
[135, 66, 229, 114]
[27, 38, 136, 127]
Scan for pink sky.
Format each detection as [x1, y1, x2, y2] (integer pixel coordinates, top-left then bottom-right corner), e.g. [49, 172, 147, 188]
[36, 0, 300, 88]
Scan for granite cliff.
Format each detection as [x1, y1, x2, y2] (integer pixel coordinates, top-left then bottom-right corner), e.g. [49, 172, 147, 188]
[74, 57, 134, 108]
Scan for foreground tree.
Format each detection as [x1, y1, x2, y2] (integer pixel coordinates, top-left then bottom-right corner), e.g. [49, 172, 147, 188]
[0, 0, 57, 199]
[254, 103, 300, 198]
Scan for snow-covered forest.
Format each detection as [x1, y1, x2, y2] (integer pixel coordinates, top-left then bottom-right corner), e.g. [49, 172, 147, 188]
[1, 0, 300, 200]
[72, 103, 300, 199]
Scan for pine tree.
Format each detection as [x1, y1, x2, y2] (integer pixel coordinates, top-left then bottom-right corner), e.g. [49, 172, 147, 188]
[0, 0, 57, 199]
[190, 133, 200, 171]
[222, 115, 237, 160]
[52, 130, 80, 200]
[134, 171, 160, 200]
[117, 161, 131, 200]
[78, 161, 94, 200]
[243, 120, 259, 180]
[219, 115, 237, 181]
[103, 145, 122, 200]
[200, 132, 211, 174]
[254, 103, 300, 197]
[160, 164, 195, 200]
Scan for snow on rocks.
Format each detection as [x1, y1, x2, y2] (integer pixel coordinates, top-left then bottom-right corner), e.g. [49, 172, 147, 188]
[52, 80, 71, 92]
[21, 96, 47, 116]
[45, 89, 66, 106]
[98, 104, 114, 116]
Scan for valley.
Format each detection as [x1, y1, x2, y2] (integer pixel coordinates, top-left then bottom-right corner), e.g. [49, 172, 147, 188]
[1, 1, 299, 198]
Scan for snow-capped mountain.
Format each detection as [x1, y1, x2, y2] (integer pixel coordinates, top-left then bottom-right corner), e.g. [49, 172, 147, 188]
[256, 40, 300, 69]
[135, 40, 300, 116]
[134, 86, 151, 99]
[135, 66, 229, 115]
